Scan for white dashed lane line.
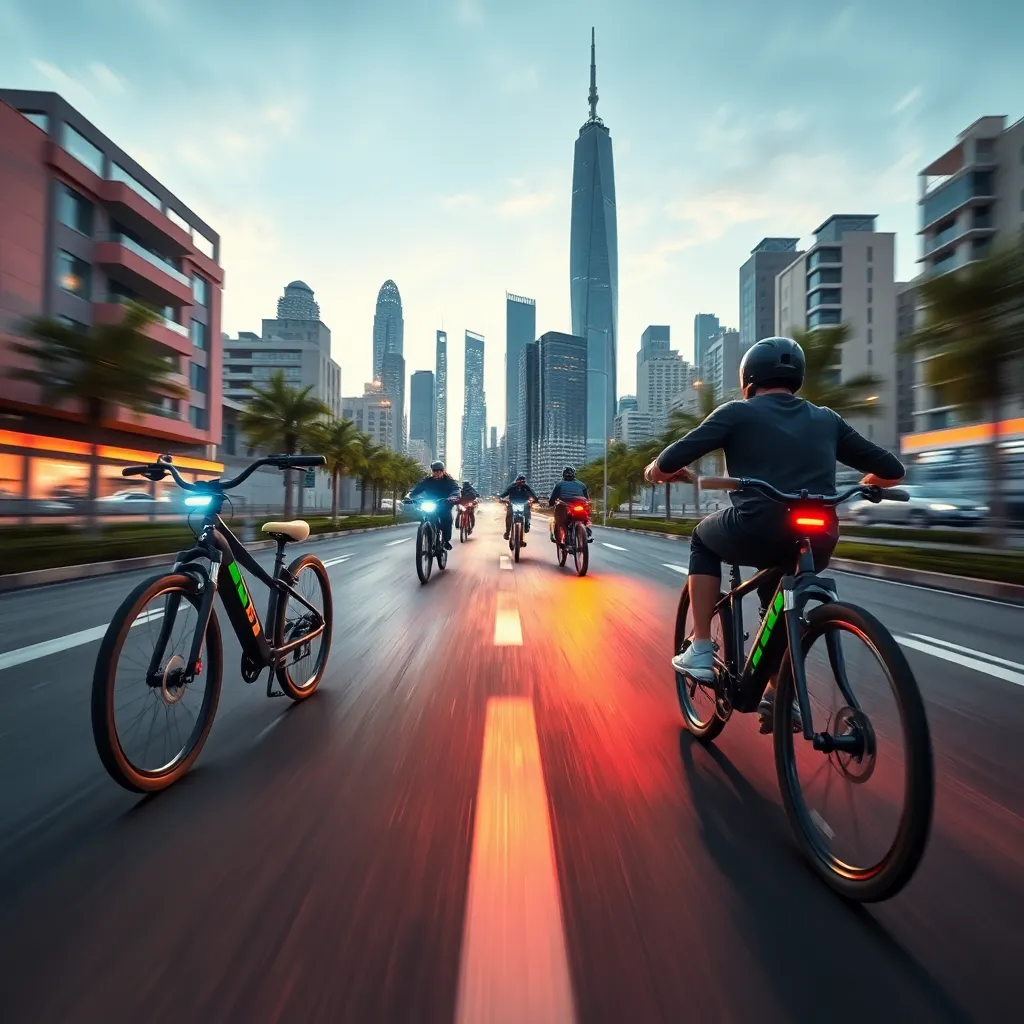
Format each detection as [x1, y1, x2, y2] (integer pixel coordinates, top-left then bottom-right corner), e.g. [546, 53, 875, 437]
[896, 634, 1024, 688]
[601, 543, 627, 551]
[321, 554, 352, 567]
[385, 537, 411, 547]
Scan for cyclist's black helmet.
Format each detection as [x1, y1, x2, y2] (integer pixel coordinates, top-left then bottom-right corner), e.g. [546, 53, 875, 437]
[562, 466, 576, 481]
[515, 474, 526, 483]
[462, 480, 471, 487]
[430, 460, 445, 473]
[739, 336, 805, 395]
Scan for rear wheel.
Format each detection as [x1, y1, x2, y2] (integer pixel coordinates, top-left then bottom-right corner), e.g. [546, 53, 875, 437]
[437, 529, 449, 571]
[513, 520, 522, 562]
[91, 573, 223, 792]
[460, 516, 468, 543]
[274, 553, 332, 700]
[416, 522, 433, 584]
[773, 601, 934, 902]
[573, 522, 589, 576]
[672, 586, 731, 742]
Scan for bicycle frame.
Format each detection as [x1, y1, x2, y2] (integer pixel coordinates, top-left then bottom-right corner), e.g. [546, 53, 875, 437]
[716, 538, 841, 737]
[145, 510, 325, 691]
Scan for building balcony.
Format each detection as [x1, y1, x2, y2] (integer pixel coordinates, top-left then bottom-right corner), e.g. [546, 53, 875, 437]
[93, 302, 194, 358]
[98, 179, 194, 257]
[94, 235, 194, 307]
[919, 170, 996, 232]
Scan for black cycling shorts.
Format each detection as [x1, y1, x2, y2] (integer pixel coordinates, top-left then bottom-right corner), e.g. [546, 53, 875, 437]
[689, 506, 837, 604]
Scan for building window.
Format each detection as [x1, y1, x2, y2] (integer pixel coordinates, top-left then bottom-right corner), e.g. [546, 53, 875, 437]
[57, 315, 89, 333]
[108, 162, 161, 209]
[190, 319, 207, 350]
[224, 421, 237, 456]
[867, 267, 873, 283]
[192, 231, 215, 260]
[190, 362, 208, 391]
[867, 307, 873, 324]
[1020, 188, 1024, 212]
[61, 124, 104, 176]
[868, 329, 873, 344]
[868, 349, 873, 366]
[189, 406, 208, 430]
[166, 208, 191, 234]
[867, 246, 873, 262]
[56, 250, 90, 299]
[192, 274, 208, 306]
[867, 287, 873, 303]
[20, 110, 48, 132]
[57, 183, 94, 236]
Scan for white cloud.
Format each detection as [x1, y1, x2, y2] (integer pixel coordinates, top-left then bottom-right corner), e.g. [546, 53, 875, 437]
[440, 193, 483, 210]
[497, 190, 555, 218]
[90, 61, 126, 93]
[31, 59, 95, 106]
[455, 0, 482, 25]
[891, 87, 922, 116]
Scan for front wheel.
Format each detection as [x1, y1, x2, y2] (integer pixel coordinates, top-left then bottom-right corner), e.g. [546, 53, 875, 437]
[274, 554, 333, 700]
[91, 573, 223, 792]
[460, 516, 468, 543]
[416, 522, 433, 584]
[773, 601, 934, 902]
[673, 585, 731, 742]
[512, 520, 522, 562]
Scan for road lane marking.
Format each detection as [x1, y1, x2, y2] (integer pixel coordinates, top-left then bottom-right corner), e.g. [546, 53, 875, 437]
[455, 698, 576, 1024]
[601, 542, 627, 551]
[896, 635, 1024, 688]
[0, 609, 164, 673]
[833, 571, 1023, 608]
[493, 594, 523, 646]
[385, 537, 411, 547]
[499, 555, 513, 571]
[663, 563, 689, 575]
[321, 554, 352, 567]
[908, 633, 1024, 672]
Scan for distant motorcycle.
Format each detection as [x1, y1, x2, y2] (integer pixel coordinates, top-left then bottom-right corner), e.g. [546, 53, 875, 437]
[553, 498, 590, 577]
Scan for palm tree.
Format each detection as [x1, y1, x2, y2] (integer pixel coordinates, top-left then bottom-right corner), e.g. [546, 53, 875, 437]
[904, 241, 1024, 533]
[362, 444, 393, 514]
[13, 302, 189, 535]
[316, 417, 362, 522]
[238, 371, 329, 518]
[606, 442, 647, 519]
[389, 455, 423, 519]
[790, 324, 885, 417]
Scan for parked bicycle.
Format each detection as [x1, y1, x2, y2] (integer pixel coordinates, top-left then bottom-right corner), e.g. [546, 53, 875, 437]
[553, 498, 590, 576]
[674, 475, 934, 902]
[91, 453, 332, 793]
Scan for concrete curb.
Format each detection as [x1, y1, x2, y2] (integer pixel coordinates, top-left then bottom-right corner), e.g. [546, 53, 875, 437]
[600, 525, 1024, 605]
[0, 521, 415, 593]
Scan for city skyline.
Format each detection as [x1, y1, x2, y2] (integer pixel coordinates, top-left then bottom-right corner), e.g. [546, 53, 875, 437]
[5, 2, 1022, 474]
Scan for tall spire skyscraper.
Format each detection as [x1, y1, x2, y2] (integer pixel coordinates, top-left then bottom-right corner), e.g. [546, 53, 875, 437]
[570, 28, 618, 462]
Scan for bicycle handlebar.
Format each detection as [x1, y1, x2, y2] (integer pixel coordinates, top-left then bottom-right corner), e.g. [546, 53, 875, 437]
[698, 476, 909, 506]
[121, 454, 327, 492]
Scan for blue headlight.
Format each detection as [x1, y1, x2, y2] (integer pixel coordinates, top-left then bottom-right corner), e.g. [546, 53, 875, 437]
[512, 503, 525, 511]
[185, 495, 212, 507]
[420, 500, 437, 513]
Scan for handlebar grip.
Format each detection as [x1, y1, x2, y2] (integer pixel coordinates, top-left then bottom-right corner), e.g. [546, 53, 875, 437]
[699, 476, 742, 492]
[274, 455, 325, 469]
[122, 465, 149, 477]
[878, 487, 910, 502]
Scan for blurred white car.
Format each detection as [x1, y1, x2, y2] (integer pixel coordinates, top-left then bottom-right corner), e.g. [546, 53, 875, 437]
[846, 485, 987, 527]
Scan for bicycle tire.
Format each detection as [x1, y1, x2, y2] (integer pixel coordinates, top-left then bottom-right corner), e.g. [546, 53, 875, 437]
[274, 553, 333, 700]
[672, 586, 731, 742]
[416, 522, 433, 584]
[513, 521, 522, 562]
[437, 535, 448, 571]
[91, 573, 223, 793]
[773, 601, 934, 902]
[573, 523, 589, 577]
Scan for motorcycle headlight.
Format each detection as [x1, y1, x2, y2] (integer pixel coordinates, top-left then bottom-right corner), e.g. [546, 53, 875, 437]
[420, 500, 437, 513]
[512, 503, 525, 511]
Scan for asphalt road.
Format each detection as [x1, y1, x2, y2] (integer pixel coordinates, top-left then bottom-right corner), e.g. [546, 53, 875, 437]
[0, 505, 1021, 1023]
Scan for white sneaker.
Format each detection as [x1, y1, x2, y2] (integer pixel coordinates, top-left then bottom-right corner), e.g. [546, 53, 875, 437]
[671, 643, 714, 683]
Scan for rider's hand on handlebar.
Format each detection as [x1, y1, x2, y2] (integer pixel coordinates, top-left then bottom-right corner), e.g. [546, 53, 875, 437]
[859, 473, 905, 489]
[644, 459, 692, 485]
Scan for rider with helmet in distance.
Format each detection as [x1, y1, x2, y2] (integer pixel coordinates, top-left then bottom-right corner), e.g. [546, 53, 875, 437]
[459, 480, 480, 532]
[499, 474, 540, 546]
[407, 460, 461, 550]
[644, 336, 905, 731]
[548, 466, 594, 544]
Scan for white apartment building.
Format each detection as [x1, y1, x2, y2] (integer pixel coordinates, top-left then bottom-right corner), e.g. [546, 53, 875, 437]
[703, 328, 741, 402]
[912, 114, 1024, 433]
[223, 325, 341, 419]
[776, 214, 897, 451]
[613, 410, 656, 447]
[637, 352, 695, 432]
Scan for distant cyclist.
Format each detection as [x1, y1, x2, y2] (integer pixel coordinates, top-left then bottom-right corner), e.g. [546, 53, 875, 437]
[548, 466, 594, 544]
[500, 474, 539, 546]
[407, 461, 460, 550]
[644, 336, 905, 731]
[460, 480, 479, 531]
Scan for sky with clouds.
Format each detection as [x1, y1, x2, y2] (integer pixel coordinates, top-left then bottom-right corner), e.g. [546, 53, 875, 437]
[2, 0, 1022, 472]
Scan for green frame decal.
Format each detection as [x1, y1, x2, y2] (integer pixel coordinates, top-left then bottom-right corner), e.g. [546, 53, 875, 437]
[750, 591, 785, 669]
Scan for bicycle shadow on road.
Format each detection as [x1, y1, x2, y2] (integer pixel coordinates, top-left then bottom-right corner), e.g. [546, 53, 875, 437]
[675, 729, 971, 1024]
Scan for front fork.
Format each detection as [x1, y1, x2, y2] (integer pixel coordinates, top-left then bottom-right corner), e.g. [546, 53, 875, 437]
[145, 562, 219, 687]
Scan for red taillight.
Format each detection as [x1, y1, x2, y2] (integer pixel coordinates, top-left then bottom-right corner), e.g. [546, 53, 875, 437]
[791, 512, 827, 531]
[572, 503, 586, 513]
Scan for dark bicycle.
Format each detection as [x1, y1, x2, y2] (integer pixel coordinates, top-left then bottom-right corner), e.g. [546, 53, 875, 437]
[553, 498, 590, 577]
[414, 496, 457, 584]
[456, 502, 475, 543]
[91, 453, 333, 793]
[503, 498, 529, 562]
[673, 475, 934, 902]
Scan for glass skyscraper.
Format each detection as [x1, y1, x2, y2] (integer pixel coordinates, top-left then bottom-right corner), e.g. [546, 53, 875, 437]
[537, 331, 587, 493]
[569, 29, 618, 463]
[372, 280, 403, 381]
[409, 370, 436, 461]
[504, 293, 536, 484]
[435, 330, 447, 464]
[461, 331, 485, 485]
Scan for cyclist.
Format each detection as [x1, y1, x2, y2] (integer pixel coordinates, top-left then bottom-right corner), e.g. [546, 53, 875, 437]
[500, 474, 539, 546]
[460, 480, 480, 532]
[644, 336, 905, 731]
[548, 466, 594, 544]
[408, 460, 460, 550]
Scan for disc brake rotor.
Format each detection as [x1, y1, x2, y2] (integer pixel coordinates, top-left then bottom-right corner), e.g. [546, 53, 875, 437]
[830, 705, 876, 783]
[161, 654, 187, 705]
